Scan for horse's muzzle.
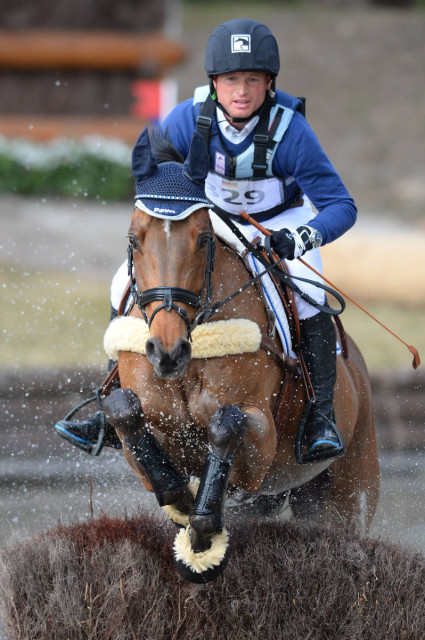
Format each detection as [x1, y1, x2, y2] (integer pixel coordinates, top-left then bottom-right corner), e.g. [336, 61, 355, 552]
[145, 336, 192, 380]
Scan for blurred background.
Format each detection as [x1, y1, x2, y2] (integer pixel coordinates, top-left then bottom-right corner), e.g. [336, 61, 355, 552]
[1, 0, 424, 584]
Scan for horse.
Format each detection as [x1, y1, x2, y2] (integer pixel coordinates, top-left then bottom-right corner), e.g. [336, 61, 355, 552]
[102, 128, 380, 584]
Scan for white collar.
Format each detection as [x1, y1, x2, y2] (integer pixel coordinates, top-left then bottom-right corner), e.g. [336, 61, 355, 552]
[216, 107, 259, 144]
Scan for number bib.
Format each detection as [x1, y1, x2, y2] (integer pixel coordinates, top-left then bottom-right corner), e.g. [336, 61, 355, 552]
[205, 172, 286, 216]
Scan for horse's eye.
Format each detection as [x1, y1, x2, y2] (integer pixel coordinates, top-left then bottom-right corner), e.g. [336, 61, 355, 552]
[128, 235, 140, 252]
[197, 233, 211, 249]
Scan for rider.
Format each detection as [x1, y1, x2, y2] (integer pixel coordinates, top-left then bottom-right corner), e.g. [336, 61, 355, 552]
[56, 18, 356, 462]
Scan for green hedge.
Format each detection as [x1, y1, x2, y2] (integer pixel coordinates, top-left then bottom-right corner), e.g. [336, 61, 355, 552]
[0, 136, 134, 201]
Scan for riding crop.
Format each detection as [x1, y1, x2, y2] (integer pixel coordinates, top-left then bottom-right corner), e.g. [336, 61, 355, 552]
[239, 211, 420, 370]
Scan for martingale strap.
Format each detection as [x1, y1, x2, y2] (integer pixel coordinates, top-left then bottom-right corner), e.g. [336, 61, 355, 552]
[210, 209, 345, 317]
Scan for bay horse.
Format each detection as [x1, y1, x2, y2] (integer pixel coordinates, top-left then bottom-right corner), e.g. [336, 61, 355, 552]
[103, 129, 380, 583]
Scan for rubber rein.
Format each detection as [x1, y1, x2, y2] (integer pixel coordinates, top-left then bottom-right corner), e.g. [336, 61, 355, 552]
[127, 211, 345, 341]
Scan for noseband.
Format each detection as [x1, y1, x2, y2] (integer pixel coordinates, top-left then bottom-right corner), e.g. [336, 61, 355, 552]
[128, 221, 216, 341]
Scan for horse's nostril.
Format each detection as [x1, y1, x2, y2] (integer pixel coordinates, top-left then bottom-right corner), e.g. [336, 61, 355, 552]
[145, 339, 154, 358]
[145, 337, 162, 364]
[175, 339, 192, 365]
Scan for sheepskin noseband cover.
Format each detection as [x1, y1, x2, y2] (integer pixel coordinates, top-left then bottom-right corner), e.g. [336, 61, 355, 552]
[104, 316, 262, 360]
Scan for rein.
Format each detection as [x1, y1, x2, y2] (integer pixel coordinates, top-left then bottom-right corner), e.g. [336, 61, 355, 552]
[210, 209, 345, 317]
[127, 210, 345, 340]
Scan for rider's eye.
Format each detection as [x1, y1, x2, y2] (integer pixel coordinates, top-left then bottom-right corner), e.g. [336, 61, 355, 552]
[197, 233, 211, 249]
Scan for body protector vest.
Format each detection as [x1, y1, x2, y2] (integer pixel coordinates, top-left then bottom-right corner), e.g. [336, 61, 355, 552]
[194, 85, 303, 222]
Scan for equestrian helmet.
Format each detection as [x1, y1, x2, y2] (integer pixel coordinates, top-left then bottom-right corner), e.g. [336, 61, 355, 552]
[204, 19, 280, 78]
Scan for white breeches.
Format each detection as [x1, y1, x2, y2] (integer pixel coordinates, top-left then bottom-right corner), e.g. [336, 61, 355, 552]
[110, 198, 325, 320]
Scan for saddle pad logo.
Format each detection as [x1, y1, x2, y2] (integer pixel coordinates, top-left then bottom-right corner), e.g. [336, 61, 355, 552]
[231, 34, 251, 53]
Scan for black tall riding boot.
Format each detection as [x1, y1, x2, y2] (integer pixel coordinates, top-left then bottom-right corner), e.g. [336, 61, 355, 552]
[298, 311, 345, 462]
[54, 306, 122, 456]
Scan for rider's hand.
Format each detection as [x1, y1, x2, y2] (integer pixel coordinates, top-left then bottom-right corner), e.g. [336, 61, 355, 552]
[269, 225, 322, 260]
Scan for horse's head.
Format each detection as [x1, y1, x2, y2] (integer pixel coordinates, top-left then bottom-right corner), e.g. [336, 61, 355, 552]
[129, 128, 213, 380]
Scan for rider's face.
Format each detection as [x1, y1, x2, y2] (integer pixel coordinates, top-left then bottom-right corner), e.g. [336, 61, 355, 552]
[213, 71, 271, 128]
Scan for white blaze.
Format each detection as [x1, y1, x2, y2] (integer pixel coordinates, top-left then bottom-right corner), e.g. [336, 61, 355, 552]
[163, 219, 171, 243]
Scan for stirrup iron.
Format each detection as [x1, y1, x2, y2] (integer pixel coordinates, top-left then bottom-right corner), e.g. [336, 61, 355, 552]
[55, 389, 106, 456]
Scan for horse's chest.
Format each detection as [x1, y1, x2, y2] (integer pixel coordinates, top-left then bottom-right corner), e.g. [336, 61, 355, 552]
[137, 382, 212, 473]
[140, 388, 190, 427]
[138, 380, 214, 431]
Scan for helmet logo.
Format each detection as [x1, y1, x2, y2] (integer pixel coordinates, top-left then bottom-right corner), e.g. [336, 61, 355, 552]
[231, 34, 251, 53]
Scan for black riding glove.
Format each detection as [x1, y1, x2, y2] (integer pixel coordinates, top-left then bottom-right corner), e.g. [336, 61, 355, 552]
[269, 225, 323, 260]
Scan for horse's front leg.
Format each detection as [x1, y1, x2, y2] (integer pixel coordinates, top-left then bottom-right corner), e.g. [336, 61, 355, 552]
[173, 405, 248, 583]
[189, 406, 248, 549]
[103, 388, 194, 515]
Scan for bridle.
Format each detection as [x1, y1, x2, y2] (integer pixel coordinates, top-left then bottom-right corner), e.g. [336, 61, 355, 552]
[127, 219, 216, 341]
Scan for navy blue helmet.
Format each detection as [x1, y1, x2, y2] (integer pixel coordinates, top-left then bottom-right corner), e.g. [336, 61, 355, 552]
[205, 19, 280, 78]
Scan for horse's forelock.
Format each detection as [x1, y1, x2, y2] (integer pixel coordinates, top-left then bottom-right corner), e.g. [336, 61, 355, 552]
[150, 129, 184, 165]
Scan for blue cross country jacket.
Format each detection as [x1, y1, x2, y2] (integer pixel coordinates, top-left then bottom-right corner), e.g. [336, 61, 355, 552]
[162, 89, 357, 245]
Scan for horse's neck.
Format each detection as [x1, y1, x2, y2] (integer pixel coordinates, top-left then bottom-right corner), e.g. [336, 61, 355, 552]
[213, 236, 248, 288]
[212, 238, 265, 323]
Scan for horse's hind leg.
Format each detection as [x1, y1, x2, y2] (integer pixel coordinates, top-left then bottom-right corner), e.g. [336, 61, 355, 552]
[189, 405, 247, 550]
[323, 414, 380, 536]
[290, 415, 380, 536]
[289, 468, 331, 521]
[103, 388, 194, 514]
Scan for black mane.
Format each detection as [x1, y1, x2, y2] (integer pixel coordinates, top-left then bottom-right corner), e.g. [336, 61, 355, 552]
[150, 128, 184, 165]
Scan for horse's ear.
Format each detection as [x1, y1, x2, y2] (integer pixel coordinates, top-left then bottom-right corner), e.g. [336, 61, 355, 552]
[132, 127, 158, 182]
[184, 131, 209, 188]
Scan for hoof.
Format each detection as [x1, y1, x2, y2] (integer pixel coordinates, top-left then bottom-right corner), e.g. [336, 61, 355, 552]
[173, 526, 229, 584]
[162, 476, 200, 527]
